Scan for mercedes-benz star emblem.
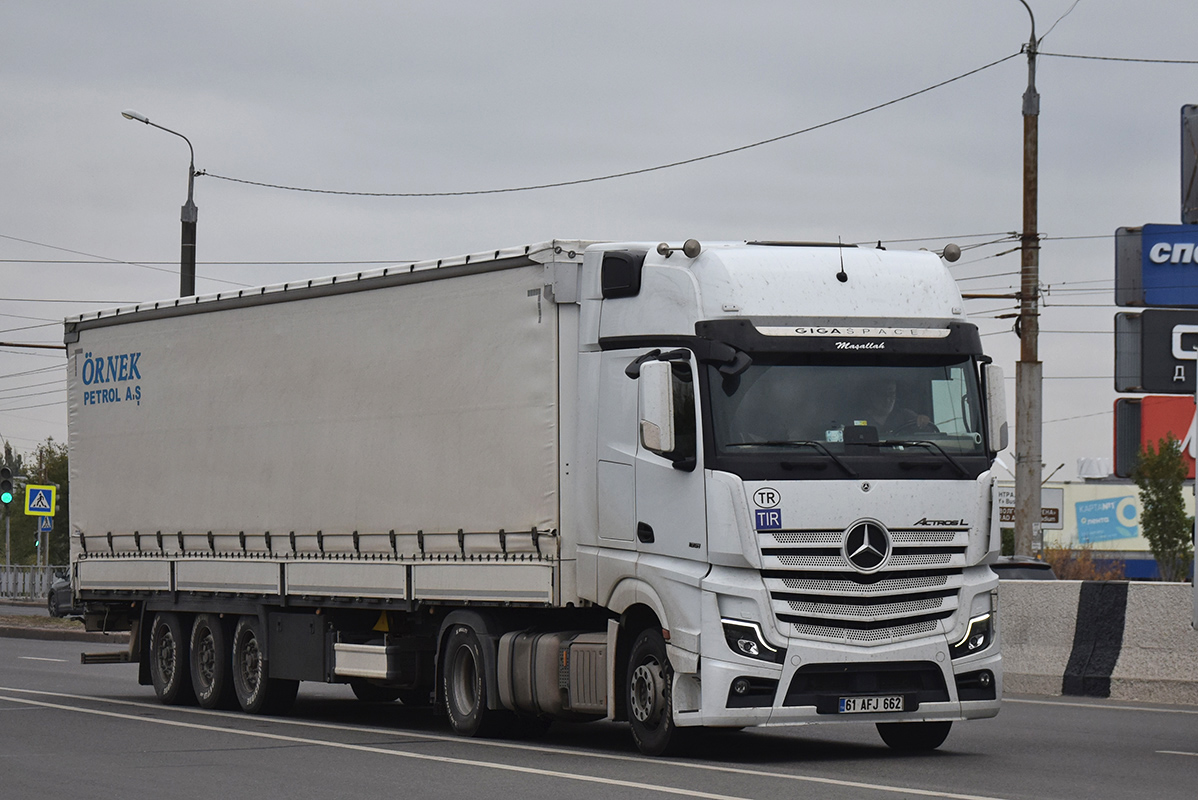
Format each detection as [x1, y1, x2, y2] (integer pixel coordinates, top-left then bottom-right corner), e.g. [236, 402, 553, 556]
[843, 521, 891, 573]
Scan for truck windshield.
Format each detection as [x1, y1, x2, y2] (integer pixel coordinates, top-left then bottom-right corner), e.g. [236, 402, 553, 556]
[704, 356, 990, 480]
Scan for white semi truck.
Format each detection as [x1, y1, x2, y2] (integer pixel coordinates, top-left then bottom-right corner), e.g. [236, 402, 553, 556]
[67, 238, 1008, 754]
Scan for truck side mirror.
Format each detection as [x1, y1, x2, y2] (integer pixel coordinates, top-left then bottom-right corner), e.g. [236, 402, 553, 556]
[639, 360, 675, 453]
[982, 363, 1008, 453]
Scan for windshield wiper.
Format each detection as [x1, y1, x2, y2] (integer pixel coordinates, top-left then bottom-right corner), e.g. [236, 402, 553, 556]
[724, 440, 857, 477]
[867, 439, 969, 478]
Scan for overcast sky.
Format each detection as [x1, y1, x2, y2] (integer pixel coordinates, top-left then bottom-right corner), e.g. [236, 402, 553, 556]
[1, 1, 1195, 480]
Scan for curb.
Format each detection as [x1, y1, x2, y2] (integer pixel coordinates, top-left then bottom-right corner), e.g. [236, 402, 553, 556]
[0, 625, 130, 644]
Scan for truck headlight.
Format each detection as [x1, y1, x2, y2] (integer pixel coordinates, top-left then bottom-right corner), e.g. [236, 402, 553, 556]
[721, 618, 785, 664]
[950, 613, 993, 659]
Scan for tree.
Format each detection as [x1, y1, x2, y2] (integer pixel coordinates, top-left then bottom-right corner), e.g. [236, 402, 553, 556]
[2, 437, 68, 567]
[1130, 435, 1195, 582]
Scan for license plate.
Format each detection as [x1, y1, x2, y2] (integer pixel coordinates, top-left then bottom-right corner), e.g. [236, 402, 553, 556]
[838, 695, 904, 714]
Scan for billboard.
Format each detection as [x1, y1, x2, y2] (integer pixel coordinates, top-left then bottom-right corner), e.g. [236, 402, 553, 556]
[1115, 224, 1198, 307]
[1112, 395, 1196, 479]
[1114, 309, 1198, 393]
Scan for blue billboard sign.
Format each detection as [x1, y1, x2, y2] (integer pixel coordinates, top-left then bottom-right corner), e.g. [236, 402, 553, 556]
[1142, 223, 1198, 306]
[1075, 496, 1139, 544]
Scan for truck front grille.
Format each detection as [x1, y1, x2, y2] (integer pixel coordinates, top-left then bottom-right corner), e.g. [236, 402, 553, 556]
[760, 526, 968, 646]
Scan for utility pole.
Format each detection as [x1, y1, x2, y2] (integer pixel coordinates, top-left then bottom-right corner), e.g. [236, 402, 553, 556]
[1014, 0, 1042, 557]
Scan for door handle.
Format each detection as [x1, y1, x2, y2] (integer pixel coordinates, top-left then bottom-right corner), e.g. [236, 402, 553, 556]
[637, 522, 655, 543]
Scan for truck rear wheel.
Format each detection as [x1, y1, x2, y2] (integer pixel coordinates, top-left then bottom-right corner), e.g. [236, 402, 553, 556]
[443, 625, 509, 737]
[190, 613, 237, 710]
[876, 721, 952, 751]
[149, 612, 195, 705]
[232, 616, 298, 715]
[627, 628, 677, 756]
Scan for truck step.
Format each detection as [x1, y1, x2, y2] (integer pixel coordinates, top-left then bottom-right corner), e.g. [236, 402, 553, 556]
[80, 651, 135, 665]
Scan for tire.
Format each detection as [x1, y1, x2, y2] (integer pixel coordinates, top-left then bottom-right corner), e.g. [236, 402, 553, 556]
[47, 593, 59, 618]
[876, 721, 953, 752]
[232, 616, 299, 715]
[626, 628, 678, 756]
[350, 679, 402, 703]
[442, 624, 509, 737]
[149, 612, 195, 706]
[189, 613, 238, 710]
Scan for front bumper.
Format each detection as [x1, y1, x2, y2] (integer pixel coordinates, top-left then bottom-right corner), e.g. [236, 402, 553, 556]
[678, 580, 1002, 728]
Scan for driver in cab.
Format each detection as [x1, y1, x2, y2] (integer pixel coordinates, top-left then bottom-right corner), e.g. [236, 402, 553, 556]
[857, 379, 937, 436]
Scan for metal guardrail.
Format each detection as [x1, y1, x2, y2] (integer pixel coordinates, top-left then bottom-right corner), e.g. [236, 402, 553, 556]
[0, 565, 64, 601]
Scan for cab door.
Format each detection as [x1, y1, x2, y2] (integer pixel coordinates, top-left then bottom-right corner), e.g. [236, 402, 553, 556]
[632, 352, 707, 563]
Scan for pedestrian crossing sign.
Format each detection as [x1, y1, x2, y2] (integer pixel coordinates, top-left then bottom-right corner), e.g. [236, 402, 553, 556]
[24, 484, 56, 516]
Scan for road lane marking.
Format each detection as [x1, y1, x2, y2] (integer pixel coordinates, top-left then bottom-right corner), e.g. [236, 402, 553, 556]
[0, 687, 1015, 800]
[17, 657, 67, 663]
[1005, 697, 1198, 715]
[1158, 751, 1198, 757]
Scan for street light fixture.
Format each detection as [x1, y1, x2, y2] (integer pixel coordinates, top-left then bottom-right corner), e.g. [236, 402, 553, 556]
[121, 109, 198, 297]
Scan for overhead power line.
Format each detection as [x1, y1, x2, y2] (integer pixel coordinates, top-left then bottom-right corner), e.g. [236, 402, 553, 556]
[0, 365, 64, 381]
[0, 297, 137, 305]
[0, 342, 67, 351]
[1040, 51, 1198, 65]
[0, 399, 65, 413]
[1044, 410, 1113, 425]
[0, 259, 419, 266]
[202, 52, 1022, 198]
[0, 233, 251, 289]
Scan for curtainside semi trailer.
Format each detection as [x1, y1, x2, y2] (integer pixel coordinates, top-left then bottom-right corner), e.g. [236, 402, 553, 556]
[67, 238, 1008, 754]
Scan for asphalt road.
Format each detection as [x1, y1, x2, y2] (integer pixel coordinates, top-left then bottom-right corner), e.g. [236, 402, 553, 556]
[1, 635, 1196, 800]
[0, 601, 46, 617]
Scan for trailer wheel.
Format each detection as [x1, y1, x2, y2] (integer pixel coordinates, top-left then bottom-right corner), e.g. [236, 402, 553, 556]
[232, 616, 298, 715]
[626, 628, 677, 756]
[149, 612, 195, 706]
[442, 625, 509, 737]
[190, 614, 237, 710]
[876, 721, 952, 751]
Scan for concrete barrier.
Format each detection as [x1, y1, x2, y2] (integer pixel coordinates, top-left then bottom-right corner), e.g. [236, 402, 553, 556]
[1000, 580, 1198, 705]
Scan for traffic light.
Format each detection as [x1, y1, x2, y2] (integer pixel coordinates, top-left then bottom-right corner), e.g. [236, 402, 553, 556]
[0, 467, 11, 506]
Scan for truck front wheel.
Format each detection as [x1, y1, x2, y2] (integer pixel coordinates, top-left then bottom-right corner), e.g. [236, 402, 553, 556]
[232, 616, 298, 715]
[149, 612, 194, 706]
[626, 628, 677, 756]
[190, 614, 237, 709]
[876, 721, 952, 751]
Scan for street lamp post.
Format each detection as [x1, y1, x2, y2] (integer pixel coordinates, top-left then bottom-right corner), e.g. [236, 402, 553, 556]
[121, 109, 198, 297]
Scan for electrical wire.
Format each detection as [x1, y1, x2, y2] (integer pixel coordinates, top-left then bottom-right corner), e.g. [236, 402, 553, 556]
[0, 298, 137, 305]
[1040, 51, 1198, 65]
[0, 388, 65, 402]
[201, 52, 1022, 198]
[0, 378, 64, 396]
[0, 400, 65, 413]
[0, 365, 63, 381]
[0, 233, 251, 289]
[0, 349, 62, 359]
[0, 259, 420, 266]
[0, 322, 58, 335]
[1040, 0, 1082, 42]
[1044, 410, 1113, 425]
